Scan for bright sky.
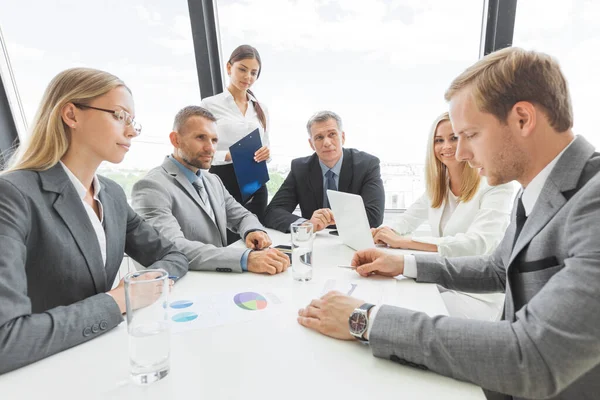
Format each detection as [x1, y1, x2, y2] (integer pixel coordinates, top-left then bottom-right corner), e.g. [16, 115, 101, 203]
[0, 0, 598, 171]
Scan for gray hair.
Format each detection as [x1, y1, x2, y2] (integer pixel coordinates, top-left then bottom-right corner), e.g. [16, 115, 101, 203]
[306, 110, 343, 135]
[173, 105, 217, 132]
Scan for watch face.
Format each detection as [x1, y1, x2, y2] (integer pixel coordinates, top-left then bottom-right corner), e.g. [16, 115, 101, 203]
[349, 312, 367, 334]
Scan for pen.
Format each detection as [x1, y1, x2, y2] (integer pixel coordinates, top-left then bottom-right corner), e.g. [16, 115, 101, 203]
[169, 276, 179, 281]
[337, 265, 357, 269]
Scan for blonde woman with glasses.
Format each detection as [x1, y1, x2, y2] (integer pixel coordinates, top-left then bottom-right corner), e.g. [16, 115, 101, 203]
[0, 67, 187, 374]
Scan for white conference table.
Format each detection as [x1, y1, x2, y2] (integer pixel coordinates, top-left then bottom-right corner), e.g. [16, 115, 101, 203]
[0, 229, 485, 400]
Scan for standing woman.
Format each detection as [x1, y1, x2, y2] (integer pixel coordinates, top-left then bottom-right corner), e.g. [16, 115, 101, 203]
[0, 68, 187, 375]
[201, 45, 270, 243]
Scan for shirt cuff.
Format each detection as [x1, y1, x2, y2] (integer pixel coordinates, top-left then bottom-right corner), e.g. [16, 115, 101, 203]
[365, 305, 379, 342]
[241, 249, 251, 272]
[295, 217, 308, 225]
[243, 228, 267, 240]
[396, 255, 417, 279]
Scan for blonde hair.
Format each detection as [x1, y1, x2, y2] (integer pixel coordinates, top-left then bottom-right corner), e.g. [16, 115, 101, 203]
[444, 47, 572, 132]
[5, 67, 128, 172]
[425, 112, 481, 208]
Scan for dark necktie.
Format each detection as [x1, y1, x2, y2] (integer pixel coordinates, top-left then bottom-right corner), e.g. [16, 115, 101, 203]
[192, 179, 216, 222]
[323, 169, 337, 208]
[512, 195, 527, 248]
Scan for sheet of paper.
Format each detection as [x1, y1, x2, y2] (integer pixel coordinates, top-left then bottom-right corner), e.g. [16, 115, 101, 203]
[320, 278, 396, 305]
[166, 289, 287, 334]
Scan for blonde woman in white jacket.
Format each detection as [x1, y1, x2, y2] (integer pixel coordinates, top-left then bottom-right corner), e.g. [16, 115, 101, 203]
[373, 112, 515, 320]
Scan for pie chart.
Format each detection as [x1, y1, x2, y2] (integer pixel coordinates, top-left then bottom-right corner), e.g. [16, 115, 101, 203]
[172, 311, 198, 322]
[170, 300, 193, 309]
[233, 292, 268, 311]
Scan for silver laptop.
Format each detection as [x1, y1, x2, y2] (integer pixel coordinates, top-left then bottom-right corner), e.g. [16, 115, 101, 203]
[327, 190, 376, 251]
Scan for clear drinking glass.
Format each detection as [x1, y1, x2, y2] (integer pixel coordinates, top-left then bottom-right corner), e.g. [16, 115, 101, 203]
[124, 269, 170, 384]
[290, 221, 315, 281]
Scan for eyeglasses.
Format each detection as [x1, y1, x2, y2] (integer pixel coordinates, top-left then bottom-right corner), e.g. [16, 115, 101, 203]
[73, 103, 142, 136]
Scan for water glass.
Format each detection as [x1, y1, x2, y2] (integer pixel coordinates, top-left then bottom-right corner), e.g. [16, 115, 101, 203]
[290, 221, 315, 281]
[124, 269, 170, 384]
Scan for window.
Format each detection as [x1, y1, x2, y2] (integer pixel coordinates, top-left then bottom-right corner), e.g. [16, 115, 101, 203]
[513, 0, 600, 148]
[216, 0, 485, 208]
[0, 1, 200, 197]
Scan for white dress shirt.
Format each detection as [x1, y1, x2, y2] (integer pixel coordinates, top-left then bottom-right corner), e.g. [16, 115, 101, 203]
[200, 89, 270, 165]
[59, 161, 106, 266]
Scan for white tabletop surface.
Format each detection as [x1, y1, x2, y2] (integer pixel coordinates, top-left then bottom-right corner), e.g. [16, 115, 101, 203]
[0, 229, 485, 400]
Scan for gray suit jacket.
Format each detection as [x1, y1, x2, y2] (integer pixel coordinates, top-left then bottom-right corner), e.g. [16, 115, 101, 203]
[369, 136, 600, 400]
[0, 164, 188, 375]
[131, 157, 264, 273]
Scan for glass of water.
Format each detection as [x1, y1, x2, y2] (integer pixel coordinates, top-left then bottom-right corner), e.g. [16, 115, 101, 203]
[124, 269, 170, 384]
[290, 221, 315, 281]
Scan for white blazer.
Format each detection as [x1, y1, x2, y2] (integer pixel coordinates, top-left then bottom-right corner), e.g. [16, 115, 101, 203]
[392, 179, 515, 257]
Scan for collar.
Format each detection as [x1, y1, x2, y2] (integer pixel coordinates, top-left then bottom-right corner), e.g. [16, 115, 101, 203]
[59, 161, 101, 201]
[169, 155, 201, 184]
[521, 137, 575, 216]
[224, 87, 257, 102]
[318, 151, 344, 177]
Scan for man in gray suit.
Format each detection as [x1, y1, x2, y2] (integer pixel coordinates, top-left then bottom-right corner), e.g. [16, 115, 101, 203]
[132, 106, 290, 274]
[297, 47, 600, 399]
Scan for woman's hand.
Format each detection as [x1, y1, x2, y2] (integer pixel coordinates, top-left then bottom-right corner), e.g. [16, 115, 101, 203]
[371, 226, 407, 248]
[254, 146, 270, 162]
[107, 272, 174, 314]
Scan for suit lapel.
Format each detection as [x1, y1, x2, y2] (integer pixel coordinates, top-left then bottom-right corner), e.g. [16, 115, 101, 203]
[307, 154, 324, 209]
[338, 148, 352, 193]
[99, 188, 121, 282]
[430, 201, 445, 236]
[162, 157, 219, 228]
[508, 136, 597, 266]
[203, 177, 226, 246]
[508, 182, 565, 265]
[41, 165, 107, 294]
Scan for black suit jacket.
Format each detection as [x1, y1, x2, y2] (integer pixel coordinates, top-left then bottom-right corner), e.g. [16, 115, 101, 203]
[263, 148, 385, 232]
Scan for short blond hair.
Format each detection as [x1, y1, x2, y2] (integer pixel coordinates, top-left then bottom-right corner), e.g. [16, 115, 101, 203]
[445, 47, 572, 132]
[425, 112, 480, 208]
[5, 68, 128, 173]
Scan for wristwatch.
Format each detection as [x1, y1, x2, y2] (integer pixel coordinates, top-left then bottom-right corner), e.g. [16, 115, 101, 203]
[348, 303, 376, 342]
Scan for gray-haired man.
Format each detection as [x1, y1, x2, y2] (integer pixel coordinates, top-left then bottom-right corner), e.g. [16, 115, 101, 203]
[263, 110, 385, 233]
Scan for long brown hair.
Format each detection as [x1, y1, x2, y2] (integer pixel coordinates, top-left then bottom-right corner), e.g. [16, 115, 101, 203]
[228, 44, 267, 131]
[425, 112, 481, 208]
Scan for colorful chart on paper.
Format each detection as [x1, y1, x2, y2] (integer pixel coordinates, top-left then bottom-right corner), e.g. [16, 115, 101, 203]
[170, 300, 194, 309]
[233, 292, 268, 311]
[172, 311, 198, 322]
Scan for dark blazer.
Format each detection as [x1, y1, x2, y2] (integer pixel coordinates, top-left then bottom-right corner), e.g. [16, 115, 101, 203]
[0, 164, 188, 375]
[263, 148, 385, 232]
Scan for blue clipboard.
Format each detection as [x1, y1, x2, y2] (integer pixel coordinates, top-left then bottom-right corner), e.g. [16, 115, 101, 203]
[229, 128, 270, 202]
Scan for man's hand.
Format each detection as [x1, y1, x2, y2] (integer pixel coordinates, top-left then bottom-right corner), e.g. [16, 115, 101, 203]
[254, 146, 270, 162]
[245, 231, 272, 250]
[297, 291, 365, 340]
[351, 248, 405, 277]
[371, 226, 407, 248]
[309, 208, 335, 232]
[247, 248, 290, 275]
